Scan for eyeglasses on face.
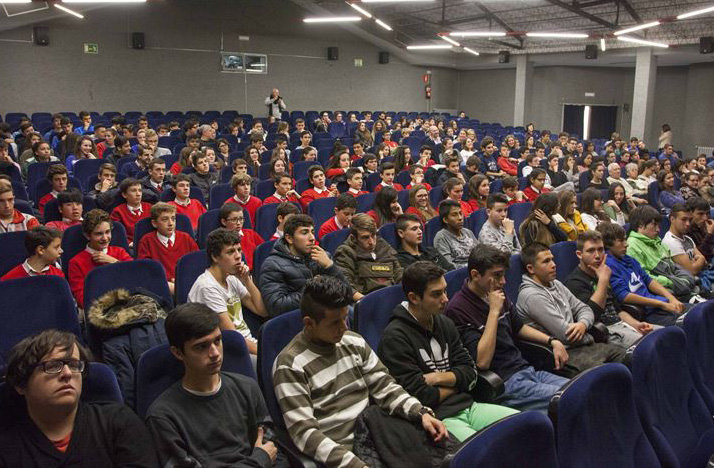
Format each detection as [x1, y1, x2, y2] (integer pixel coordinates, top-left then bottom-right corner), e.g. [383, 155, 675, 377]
[35, 359, 85, 374]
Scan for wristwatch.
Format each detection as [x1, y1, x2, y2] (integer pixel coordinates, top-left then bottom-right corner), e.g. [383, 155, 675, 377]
[547, 336, 557, 347]
[418, 406, 436, 418]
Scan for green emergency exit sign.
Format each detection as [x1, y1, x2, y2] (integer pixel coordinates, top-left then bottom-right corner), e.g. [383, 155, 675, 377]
[83, 43, 98, 54]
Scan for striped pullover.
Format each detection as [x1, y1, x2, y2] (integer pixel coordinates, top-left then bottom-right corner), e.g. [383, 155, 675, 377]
[273, 330, 425, 468]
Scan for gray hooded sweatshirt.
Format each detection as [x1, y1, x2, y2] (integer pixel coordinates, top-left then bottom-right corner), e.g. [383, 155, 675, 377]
[515, 274, 595, 347]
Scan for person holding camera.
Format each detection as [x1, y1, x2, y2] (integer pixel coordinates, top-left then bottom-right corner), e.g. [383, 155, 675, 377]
[265, 88, 286, 120]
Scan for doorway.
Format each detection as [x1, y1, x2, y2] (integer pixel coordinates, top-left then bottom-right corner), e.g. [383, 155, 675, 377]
[562, 104, 618, 140]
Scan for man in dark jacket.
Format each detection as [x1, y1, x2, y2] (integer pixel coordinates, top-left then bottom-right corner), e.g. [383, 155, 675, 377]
[378, 261, 517, 442]
[260, 214, 351, 316]
[334, 213, 403, 296]
[395, 213, 454, 271]
[444, 244, 570, 412]
[0, 330, 158, 466]
[141, 158, 171, 197]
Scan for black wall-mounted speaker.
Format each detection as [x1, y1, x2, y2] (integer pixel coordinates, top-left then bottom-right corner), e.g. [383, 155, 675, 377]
[585, 44, 598, 59]
[132, 32, 145, 50]
[700, 36, 714, 54]
[379, 51, 389, 64]
[498, 50, 510, 63]
[327, 46, 339, 61]
[33, 26, 49, 46]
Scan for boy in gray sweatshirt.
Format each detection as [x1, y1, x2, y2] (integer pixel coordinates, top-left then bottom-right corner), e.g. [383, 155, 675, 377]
[515, 242, 627, 372]
[478, 193, 521, 254]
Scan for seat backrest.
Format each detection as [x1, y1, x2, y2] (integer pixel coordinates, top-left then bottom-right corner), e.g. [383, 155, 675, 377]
[378, 223, 398, 250]
[365, 172, 382, 192]
[423, 215, 443, 248]
[83, 362, 124, 403]
[72, 158, 103, 185]
[356, 192, 377, 213]
[136, 330, 255, 417]
[307, 196, 337, 233]
[631, 327, 714, 468]
[448, 412, 558, 468]
[196, 208, 221, 249]
[445, 267, 468, 300]
[209, 183, 235, 211]
[468, 208, 488, 237]
[61, 222, 129, 277]
[551, 241, 578, 283]
[683, 302, 714, 413]
[252, 239, 275, 282]
[354, 284, 405, 350]
[551, 363, 659, 468]
[0, 276, 81, 366]
[321, 228, 350, 255]
[160, 187, 206, 206]
[504, 254, 524, 304]
[174, 250, 208, 304]
[507, 202, 532, 236]
[133, 214, 195, 255]
[254, 202, 300, 241]
[255, 179, 274, 200]
[257, 309, 304, 427]
[0, 231, 28, 277]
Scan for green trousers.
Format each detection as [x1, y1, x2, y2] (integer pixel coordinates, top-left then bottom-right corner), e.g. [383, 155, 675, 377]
[442, 402, 519, 442]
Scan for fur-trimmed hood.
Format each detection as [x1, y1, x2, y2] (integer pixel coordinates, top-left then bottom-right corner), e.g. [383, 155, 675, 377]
[87, 288, 168, 333]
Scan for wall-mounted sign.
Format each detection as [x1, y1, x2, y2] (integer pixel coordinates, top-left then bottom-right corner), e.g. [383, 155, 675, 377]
[83, 43, 98, 54]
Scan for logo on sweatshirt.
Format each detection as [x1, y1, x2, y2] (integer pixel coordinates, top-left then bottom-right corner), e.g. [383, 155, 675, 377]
[628, 272, 642, 292]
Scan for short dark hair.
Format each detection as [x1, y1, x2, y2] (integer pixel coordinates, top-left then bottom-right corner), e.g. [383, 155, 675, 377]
[580, 188, 602, 215]
[171, 173, 191, 187]
[82, 209, 110, 236]
[502, 176, 518, 190]
[5, 330, 90, 390]
[25, 226, 62, 256]
[118, 178, 141, 195]
[307, 165, 324, 182]
[443, 177, 464, 195]
[300, 275, 352, 323]
[629, 205, 661, 233]
[335, 192, 357, 211]
[206, 228, 240, 266]
[396, 213, 421, 234]
[46, 164, 68, 181]
[402, 261, 445, 302]
[439, 199, 461, 223]
[467, 244, 509, 276]
[345, 167, 362, 180]
[527, 168, 546, 183]
[686, 197, 710, 213]
[576, 229, 603, 252]
[520, 242, 550, 271]
[276, 201, 300, 219]
[57, 189, 82, 206]
[669, 203, 690, 219]
[486, 193, 508, 209]
[596, 222, 626, 249]
[284, 213, 313, 237]
[219, 202, 243, 221]
[165, 303, 220, 351]
[379, 161, 396, 174]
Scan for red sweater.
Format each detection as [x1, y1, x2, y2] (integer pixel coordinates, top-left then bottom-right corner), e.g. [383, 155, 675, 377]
[345, 189, 369, 197]
[374, 182, 404, 193]
[326, 167, 348, 179]
[223, 195, 262, 227]
[318, 216, 345, 239]
[263, 193, 300, 205]
[68, 246, 132, 308]
[169, 199, 206, 231]
[1, 263, 65, 281]
[137, 231, 198, 281]
[38, 192, 56, 217]
[110, 202, 152, 244]
[45, 219, 82, 233]
[498, 157, 518, 176]
[522, 186, 551, 203]
[300, 188, 332, 209]
[240, 229, 264, 271]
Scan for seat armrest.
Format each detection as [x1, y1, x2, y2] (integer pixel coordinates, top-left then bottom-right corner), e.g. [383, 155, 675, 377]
[515, 340, 556, 372]
[473, 370, 505, 402]
[270, 425, 326, 468]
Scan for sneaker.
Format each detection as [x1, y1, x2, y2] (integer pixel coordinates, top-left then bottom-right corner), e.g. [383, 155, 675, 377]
[688, 294, 707, 304]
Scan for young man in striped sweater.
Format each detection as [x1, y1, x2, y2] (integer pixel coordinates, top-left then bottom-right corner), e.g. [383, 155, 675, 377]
[273, 276, 447, 468]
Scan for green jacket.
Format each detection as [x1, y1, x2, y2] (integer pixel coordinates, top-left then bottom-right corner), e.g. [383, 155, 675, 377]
[626, 231, 673, 287]
[334, 235, 403, 295]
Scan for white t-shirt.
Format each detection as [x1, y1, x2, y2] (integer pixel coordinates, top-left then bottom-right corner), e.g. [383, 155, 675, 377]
[188, 270, 255, 342]
[662, 231, 696, 261]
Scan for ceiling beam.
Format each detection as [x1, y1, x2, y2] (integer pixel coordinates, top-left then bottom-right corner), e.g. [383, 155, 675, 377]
[444, 13, 489, 27]
[471, 1, 524, 47]
[574, 0, 612, 8]
[543, 0, 616, 28]
[617, 0, 642, 23]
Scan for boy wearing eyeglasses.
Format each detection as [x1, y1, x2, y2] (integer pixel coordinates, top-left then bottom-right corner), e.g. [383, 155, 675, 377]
[0, 330, 157, 465]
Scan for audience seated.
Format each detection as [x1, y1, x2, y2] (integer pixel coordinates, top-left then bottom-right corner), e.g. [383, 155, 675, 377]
[270, 201, 300, 241]
[168, 174, 206, 232]
[137, 202, 198, 293]
[445, 245, 570, 411]
[658, 170, 684, 215]
[566, 230, 659, 348]
[379, 261, 518, 441]
[343, 167, 368, 197]
[273, 275, 448, 467]
[516, 242, 627, 371]
[437, 154, 463, 186]
[334, 213, 403, 296]
[587, 161, 610, 190]
[318, 192, 356, 239]
[299, 165, 337, 209]
[519, 192, 567, 246]
[189, 150, 219, 203]
[45, 189, 83, 232]
[686, 197, 714, 262]
[396, 213, 454, 270]
[434, 199, 478, 269]
[0, 330, 157, 465]
[374, 161, 403, 192]
[87, 163, 119, 212]
[68, 209, 132, 308]
[662, 204, 710, 279]
[405, 183, 437, 224]
[1, 226, 64, 280]
[110, 178, 151, 246]
[38, 164, 68, 217]
[146, 303, 285, 467]
[260, 213, 350, 316]
[367, 186, 402, 228]
[522, 168, 551, 202]
[263, 173, 300, 204]
[443, 177, 474, 216]
[187, 228, 266, 357]
[141, 158, 170, 197]
[579, 187, 609, 231]
[479, 193, 521, 254]
[225, 173, 262, 227]
[405, 163, 432, 191]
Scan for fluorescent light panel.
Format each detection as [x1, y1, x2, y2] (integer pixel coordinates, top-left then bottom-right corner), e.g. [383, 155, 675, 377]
[463, 47, 480, 56]
[527, 32, 589, 38]
[450, 31, 506, 37]
[617, 35, 668, 48]
[614, 20, 660, 36]
[406, 44, 452, 50]
[303, 16, 361, 23]
[600, 38, 606, 51]
[677, 4, 714, 19]
[63, 0, 145, 2]
[54, 4, 84, 18]
[375, 18, 393, 30]
[440, 35, 460, 46]
[362, 0, 434, 2]
[348, 2, 372, 18]
[0, 0, 32, 3]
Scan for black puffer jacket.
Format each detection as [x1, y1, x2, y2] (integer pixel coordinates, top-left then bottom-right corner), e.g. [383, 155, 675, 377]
[259, 237, 348, 317]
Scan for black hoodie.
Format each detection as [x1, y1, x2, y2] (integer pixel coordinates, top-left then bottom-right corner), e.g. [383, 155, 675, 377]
[377, 302, 477, 419]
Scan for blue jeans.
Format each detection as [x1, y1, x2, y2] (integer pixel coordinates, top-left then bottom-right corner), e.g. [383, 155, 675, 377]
[499, 367, 569, 413]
